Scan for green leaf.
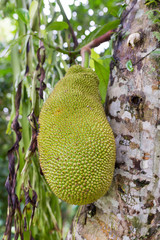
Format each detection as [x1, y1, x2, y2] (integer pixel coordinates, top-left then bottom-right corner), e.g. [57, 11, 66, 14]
[90, 49, 103, 69]
[95, 20, 120, 38]
[126, 60, 134, 72]
[29, 0, 38, 27]
[16, 8, 29, 24]
[94, 60, 109, 103]
[153, 50, 160, 54]
[146, 10, 160, 25]
[117, 4, 127, 17]
[11, 44, 21, 85]
[101, 47, 113, 69]
[46, 21, 69, 31]
[153, 31, 160, 41]
[151, 48, 160, 55]
[90, 48, 112, 103]
[145, 0, 158, 6]
[106, 0, 126, 17]
[21, 85, 31, 152]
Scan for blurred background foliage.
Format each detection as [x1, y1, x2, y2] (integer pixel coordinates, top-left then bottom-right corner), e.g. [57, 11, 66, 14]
[0, 0, 124, 239]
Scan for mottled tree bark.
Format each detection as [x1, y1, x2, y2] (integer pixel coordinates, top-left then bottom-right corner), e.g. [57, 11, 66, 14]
[66, 0, 160, 239]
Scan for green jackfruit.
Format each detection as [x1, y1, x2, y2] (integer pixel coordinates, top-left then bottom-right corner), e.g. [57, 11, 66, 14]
[38, 65, 116, 205]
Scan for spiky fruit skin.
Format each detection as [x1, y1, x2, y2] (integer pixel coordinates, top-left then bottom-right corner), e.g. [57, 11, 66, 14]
[38, 65, 116, 205]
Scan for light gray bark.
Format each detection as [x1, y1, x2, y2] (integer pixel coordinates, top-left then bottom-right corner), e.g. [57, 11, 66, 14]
[66, 0, 160, 239]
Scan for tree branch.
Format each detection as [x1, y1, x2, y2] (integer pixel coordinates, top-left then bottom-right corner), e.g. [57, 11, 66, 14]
[87, 30, 114, 49]
[33, 30, 114, 65]
[81, 30, 114, 67]
[56, 0, 78, 49]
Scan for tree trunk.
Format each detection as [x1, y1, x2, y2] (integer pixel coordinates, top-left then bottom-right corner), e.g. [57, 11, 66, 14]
[66, 0, 160, 239]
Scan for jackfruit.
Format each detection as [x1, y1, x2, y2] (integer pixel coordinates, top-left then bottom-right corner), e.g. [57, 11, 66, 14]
[38, 65, 116, 205]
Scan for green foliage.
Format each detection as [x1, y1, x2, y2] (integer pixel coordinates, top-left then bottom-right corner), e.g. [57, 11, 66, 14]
[90, 47, 112, 103]
[106, 0, 127, 17]
[29, 0, 38, 29]
[151, 48, 160, 55]
[145, 0, 160, 7]
[153, 31, 160, 41]
[16, 8, 29, 24]
[94, 60, 109, 103]
[126, 60, 134, 72]
[146, 5, 160, 53]
[96, 20, 120, 37]
[46, 21, 69, 31]
[146, 9, 160, 25]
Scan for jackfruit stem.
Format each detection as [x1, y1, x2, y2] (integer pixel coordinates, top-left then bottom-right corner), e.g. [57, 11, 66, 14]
[81, 46, 91, 68]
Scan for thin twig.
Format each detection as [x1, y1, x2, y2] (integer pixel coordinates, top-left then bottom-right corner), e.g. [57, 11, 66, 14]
[119, 46, 159, 71]
[56, 0, 78, 49]
[31, 33, 80, 55]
